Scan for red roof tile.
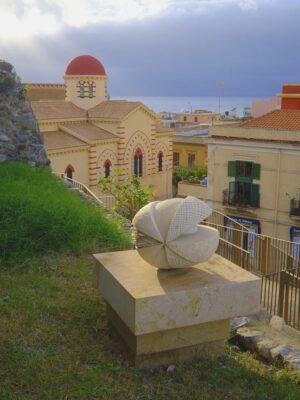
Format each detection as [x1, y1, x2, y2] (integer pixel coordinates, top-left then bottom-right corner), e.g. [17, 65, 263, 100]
[239, 109, 300, 131]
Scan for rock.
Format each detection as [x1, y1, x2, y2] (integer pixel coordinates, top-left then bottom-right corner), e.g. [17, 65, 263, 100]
[235, 328, 264, 351]
[0, 133, 9, 142]
[256, 339, 277, 361]
[166, 364, 175, 373]
[0, 59, 50, 167]
[247, 309, 271, 324]
[285, 352, 300, 371]
[231, 316, 249, 331]
[269, 316, 286, 331]
[270, 344, 293, 361]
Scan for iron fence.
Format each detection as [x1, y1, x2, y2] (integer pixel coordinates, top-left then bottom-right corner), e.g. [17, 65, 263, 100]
[203, 210, 300, 330]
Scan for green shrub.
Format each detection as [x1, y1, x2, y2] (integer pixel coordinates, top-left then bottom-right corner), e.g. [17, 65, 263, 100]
[173, 165, 207, 184]
[0, 162, 131, 266]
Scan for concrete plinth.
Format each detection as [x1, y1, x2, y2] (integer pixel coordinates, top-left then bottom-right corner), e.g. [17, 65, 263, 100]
[93, 250, 261, 367]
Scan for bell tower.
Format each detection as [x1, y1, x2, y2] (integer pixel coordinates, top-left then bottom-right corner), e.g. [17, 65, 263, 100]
[64, 55, 108, 110]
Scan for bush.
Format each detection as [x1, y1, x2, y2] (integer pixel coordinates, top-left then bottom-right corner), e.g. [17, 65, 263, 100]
[173, 165, 207, 184]
[0, 162, 131, 266]
[98, 171, 155, 220]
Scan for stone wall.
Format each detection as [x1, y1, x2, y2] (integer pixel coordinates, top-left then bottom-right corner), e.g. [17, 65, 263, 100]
[0, 60, 49, 166]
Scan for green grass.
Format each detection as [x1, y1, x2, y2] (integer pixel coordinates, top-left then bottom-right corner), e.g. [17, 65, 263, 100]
[0, 255, 299, 400]
[0, 162, 131, 266]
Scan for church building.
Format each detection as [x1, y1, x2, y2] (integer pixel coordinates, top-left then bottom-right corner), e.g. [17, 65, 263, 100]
[27, 55, 173, 198]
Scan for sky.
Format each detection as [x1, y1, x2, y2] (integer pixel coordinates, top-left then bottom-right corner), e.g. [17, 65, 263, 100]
[1, 0, 300, 97]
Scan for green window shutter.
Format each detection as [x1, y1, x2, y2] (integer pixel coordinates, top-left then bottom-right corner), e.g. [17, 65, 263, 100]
[228, 161, 236, 177]
[250, 184, 259, 208]
[252, 163, 261, 180]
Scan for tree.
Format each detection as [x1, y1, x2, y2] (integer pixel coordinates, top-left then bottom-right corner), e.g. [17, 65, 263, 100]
[98, 170, 155, 220]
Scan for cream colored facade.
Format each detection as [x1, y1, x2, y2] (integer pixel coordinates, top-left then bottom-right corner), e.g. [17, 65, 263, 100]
[175, 115, 300, 241]
[64, 74, 108, 110]
[29, 56, 174, 199]
[206, 125, 300, 241]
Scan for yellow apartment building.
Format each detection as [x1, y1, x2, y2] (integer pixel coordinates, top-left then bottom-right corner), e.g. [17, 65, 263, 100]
[27, 55, 174, 198]
[173, 131, 208, 168]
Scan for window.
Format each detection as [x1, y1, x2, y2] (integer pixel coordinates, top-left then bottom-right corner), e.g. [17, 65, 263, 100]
[158, 151, 163, 172]
[228, 161, 261, 180]
[79, 85, 84, 98]
[225, 216, 260, 257]
[134, 148, 143, 177]
[194, 117, 198, 123]
[76, 80, 95, 98]
[228, 181, 259, 208]
[65, 164, 74, 180]
[88, 85, 94, 98]
[173, 152, 180, 168]
[104, 160, 111, 178]
[188, 153, 195, 168]
[290, 227, 300, 267]
[183, 116, 187, 122]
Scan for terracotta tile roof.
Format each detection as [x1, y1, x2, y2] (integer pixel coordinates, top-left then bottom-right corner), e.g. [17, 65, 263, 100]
[239, 109, 300, 131]
[24, 84, 65, 101]
[88, 100, 142, 119]
[31, 100, 86, 120]
[42, 131, 87, 150]
[61, 122, 118, 141]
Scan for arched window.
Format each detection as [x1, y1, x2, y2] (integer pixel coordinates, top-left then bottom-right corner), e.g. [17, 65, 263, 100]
[79, 84, 84, 98]
[134, 148, 143, 177]
[77, 80, 95, 98]
[88, 85, 94, 98]
[158, 151, 163, 172]
[104, 159, 111, 178]
[65, 164, 75, 180]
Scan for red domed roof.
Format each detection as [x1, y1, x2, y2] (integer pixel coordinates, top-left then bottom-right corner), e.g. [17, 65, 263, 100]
[65, 55, 106, 76]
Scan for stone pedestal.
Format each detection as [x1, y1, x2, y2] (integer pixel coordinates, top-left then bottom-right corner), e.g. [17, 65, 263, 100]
[93, 250, 261, 367]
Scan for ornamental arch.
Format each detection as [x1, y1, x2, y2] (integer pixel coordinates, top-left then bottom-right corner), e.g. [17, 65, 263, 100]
[96, 149, 117, 180]
[123, 131, 153, 176]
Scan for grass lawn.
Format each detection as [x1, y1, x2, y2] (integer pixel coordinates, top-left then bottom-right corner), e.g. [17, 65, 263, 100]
[1, 255, 299, 400]
[0, 162, 130, 267]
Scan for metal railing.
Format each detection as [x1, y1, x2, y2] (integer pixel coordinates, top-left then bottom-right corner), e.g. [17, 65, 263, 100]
[203, 209, 300, 330]
[53, 173, 105, 207]
[261, 268, 300, 330]
[223, 189, 260, 209]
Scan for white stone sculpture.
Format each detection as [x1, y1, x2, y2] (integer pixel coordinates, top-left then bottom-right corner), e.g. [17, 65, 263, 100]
[132, 196, 219, 269]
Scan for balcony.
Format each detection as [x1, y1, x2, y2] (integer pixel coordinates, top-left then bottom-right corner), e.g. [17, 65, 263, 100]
[290, 198, 300, 218]
[223, 189, 260, 209]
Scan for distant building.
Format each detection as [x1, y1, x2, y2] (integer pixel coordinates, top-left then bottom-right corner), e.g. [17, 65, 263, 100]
[27, 55, 174, 198]
[243, 106, 252, 118]
[178, 110, 220, 126]
[251, 95, 281, 118]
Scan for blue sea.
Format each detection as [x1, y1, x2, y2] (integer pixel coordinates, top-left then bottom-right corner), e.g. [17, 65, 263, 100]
[114, 96, 262, 117]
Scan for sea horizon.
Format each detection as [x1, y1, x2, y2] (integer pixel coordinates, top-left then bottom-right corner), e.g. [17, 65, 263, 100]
[113, 95, 266, 116]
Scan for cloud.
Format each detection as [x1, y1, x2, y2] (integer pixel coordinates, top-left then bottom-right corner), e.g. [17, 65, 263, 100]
[0, 0, 265, 41]
[1, 0, 300, 97]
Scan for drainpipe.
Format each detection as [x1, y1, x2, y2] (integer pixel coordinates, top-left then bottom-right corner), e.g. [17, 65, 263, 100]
[273, 149, 281, 237]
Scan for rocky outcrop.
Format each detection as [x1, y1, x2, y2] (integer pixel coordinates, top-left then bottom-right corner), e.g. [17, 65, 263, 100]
[231, 313, 300, 373]
[0, 60, 49, 166]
